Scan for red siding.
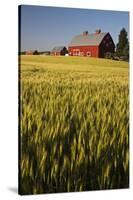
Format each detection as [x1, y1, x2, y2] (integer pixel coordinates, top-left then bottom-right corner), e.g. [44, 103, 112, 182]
[26, 51, 33, 55]
[68, 46, 99, 57]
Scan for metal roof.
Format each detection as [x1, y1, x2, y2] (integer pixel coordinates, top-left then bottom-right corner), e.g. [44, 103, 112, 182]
[51, 46, 66, 52]
[69, 32, 108, 47]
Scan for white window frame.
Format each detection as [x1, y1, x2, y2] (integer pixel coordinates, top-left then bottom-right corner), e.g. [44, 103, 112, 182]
[80, 52, 84, 56]
[73, 49, 80, 56]
[86, 51, 91, 57]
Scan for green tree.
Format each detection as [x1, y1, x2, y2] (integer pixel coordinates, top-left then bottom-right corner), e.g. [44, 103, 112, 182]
[33, 50, 39, 55]
[123, 43, 129, 58]
[116, 28, 129, 57]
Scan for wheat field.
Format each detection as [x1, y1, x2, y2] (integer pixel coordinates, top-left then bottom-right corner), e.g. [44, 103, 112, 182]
[19, 55, 129, 194]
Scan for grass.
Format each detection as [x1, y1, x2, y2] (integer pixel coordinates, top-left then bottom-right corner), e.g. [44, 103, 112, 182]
[19, 55, 129, 194]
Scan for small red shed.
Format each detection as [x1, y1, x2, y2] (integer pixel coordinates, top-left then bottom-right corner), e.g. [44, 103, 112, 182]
[26, 50, 33, 55]
[68, 30, 115, 58]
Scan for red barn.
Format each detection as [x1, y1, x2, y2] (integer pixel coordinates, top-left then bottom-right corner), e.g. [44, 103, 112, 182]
[68, 30, 115, 58]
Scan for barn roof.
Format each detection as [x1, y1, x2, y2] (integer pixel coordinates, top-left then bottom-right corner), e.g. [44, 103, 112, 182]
[69, 32, 108, 47]
[51, 46, 66, 52]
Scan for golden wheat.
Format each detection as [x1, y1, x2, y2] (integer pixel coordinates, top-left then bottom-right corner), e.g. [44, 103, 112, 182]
[19, 55, 129, 194]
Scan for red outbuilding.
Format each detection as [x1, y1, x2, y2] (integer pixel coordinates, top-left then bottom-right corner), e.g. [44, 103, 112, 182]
[68, 30, 115, 58]
[51, 46, 68, 56]
[25, 50, 33, 55]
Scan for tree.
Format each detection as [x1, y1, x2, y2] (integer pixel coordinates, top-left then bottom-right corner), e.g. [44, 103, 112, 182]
[116, 28, 129, 58]
[33, 50, 39, 55]
[123, 43, 129, 58]
[19, 51, 26, 55]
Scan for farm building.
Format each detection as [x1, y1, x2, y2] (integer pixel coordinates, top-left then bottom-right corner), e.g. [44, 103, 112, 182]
[39, 51, 51, 55]
[68, 30, 115, 58]
[51, 46, 68, 56]
[25, 50, 33, 55]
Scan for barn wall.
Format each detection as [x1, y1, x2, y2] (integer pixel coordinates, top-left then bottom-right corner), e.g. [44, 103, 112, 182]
[68, 46, 99, 57]
[99, 44, 115, 58]
[26, 51, 33, 55]
[99, 33, 115, 57]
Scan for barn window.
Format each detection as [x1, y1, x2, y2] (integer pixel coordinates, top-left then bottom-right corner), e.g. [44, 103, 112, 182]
[73, 49, 80, 56]
[73, 49, 76, 56]
[110, 41, 112, 45]
[80, 52, 84, 56]
[86, 51, 91, 57]
[76, 49, 80, 56]
[106, 43, 109, 47]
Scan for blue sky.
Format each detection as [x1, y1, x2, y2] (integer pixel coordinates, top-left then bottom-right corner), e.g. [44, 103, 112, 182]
[20, 5, 129, 51]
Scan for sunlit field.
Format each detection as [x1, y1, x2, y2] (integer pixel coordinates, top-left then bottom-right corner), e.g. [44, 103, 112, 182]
[19, 55, 129, 194]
